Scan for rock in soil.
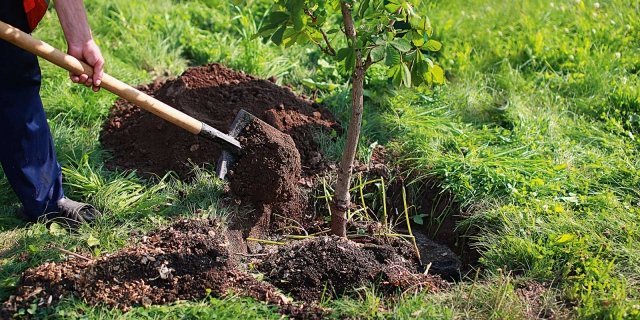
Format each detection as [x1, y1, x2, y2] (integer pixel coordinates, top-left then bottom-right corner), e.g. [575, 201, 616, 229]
[258, 236, 447, 302]
[412, 230, 462, 280]
[100, 63, 339, 179]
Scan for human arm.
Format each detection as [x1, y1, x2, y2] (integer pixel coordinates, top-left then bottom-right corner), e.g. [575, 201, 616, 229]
[54, 0, 103, 91]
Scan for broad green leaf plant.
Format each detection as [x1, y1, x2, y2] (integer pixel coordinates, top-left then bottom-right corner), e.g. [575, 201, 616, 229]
[256, 0, 443, 236]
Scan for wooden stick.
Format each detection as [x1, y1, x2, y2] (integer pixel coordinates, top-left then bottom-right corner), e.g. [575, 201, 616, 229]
[54, 247, 93, 262]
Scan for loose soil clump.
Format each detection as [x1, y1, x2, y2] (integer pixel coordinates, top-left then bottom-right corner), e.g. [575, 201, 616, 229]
[101, 63, 339, 179]
[227, 118, 304, 242]
[259, 236, 447, 302]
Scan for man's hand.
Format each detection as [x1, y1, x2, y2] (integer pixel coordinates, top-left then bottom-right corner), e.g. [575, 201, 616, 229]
[67, 39, 104, 91]
[55, 0, 104, 92]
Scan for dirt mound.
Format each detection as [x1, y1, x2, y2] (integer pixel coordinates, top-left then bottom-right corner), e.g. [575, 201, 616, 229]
[100, 63, 339, 179]
[259, 236, 446, 301]
[1, 219, 291, 316]
[3, 221, 448, 318]
[227, 118, 304, 243]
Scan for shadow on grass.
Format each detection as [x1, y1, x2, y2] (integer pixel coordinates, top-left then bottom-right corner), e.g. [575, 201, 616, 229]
[0, 213, 26, 233]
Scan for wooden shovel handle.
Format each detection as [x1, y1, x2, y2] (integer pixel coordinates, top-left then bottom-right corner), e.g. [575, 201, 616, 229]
[0, 20, 202, 135]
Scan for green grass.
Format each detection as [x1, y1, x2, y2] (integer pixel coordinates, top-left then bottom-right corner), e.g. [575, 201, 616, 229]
[2, 0, 640, 318]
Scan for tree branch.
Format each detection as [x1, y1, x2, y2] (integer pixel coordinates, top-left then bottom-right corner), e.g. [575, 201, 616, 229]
[320, 29, 336, 56]
[304, 8, 336, 56]
[364, 52, 374, 70]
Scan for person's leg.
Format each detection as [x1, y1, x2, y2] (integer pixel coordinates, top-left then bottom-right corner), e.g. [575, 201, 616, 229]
[0, 2, 65, 221]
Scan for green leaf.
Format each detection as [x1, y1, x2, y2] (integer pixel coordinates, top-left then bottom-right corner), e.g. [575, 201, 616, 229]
[406, 30, 423, 47]
[387, 65, 402, 86]
[27, 244, 39, 254]
[370, 45, 386, 62]
[344, 49, 355, 72]
[284, 32, 301, 47]
[87, 235, 100, 247]
[391, 38, 413, 53]
[336, 47, 351, 61]
[269, 11, 290, 25]
[385, 0, 401, 12]
[410, 15, 432, 34]
[374, 37, 386, 46]
[48, 222, 67, 236]
[271, 26, 287, 45]
[292, 11, 306, 31]
[429, 64, 445, 84]
[27, 303, 37, 315]
[301, 78, 317, 89]
[305, 28, 323, 42]
[286, 0, 304, 12]
[413, 214, 427, 225]
[257, 11, 291, 36]
[555, 233, 576, 244]
[411, 50, 429, 85]
[358, 0, 370, 18]
[425, 39, 442, 52]
[385, 46, 401, 66]
[401, 63, 412, 87]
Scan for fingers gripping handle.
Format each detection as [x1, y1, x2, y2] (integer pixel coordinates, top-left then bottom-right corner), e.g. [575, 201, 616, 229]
[0, 20, 203, 135]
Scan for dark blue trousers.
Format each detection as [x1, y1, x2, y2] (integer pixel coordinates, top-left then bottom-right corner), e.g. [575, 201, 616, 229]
[1, 1, 64, 220]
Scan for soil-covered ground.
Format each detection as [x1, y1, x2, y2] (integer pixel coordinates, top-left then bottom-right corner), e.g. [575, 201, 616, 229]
[100, 63, 339, 179]
[2, 220, 444, 318]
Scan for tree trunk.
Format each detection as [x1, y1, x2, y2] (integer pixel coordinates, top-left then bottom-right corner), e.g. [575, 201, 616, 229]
[331, 1, 365, 237]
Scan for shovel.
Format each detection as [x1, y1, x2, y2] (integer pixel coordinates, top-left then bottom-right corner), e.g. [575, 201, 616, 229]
[0, 20, 257, 179]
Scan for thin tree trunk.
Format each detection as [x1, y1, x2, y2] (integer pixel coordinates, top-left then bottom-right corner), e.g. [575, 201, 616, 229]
[331, 1, 365, 237]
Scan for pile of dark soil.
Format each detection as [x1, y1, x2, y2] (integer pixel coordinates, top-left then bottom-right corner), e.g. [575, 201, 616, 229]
[259, 236, 447, 302]
[1, 219, 295, 316]
[100, 63, 339, 179]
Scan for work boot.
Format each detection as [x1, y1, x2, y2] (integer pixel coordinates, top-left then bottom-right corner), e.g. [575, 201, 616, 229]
[16, 197, 102, 228]
[48, 197, 102, 228]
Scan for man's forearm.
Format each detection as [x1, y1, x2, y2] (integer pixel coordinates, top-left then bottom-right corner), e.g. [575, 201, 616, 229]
[54, 0, 104, 90]
[54, 0, 92, 47]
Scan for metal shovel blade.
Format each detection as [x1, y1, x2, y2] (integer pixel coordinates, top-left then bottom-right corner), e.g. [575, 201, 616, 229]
[216, 109, 258, 180]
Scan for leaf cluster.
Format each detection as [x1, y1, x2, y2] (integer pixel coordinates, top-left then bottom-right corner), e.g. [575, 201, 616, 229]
[255, 0, 444, 86]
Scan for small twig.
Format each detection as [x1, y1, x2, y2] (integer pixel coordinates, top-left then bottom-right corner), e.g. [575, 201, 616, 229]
[284, 235, 315, 240]
[273, 213, 309, 236]
[320, 29, 337, 56]
[383, 233, 415, 239]
[364, 52, 375, 70]
[381, 176, 388, 231]
[402, 186, 422, 261]
[234, 252, 268, 257]
[54, 246, 93, 262]
[246, 238, 285, 245]
[423, 262, 432, 275]
[465, 267, 481, 310]
[310, 229, 331, 236]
